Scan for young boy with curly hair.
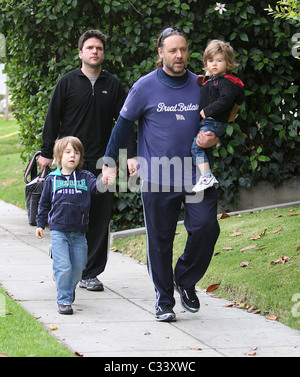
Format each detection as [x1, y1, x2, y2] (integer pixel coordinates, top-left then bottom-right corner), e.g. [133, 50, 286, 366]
[191, 39, 245, 192]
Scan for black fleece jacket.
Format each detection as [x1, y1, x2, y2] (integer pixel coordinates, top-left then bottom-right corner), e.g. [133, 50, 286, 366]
[200, 74, 245, 123]
[41, 68, 135, 161]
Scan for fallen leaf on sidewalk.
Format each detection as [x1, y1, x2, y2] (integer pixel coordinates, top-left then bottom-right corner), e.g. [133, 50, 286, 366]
[260, 229, 267, 236]
[244, 351, 257, 356]
[244, 347, 258, 356]
[74, 351, 83, 357]
[240, 261, 250, 267]
[240, 245, 256, 252]
[248, 306, 260, 314]
[206, 283, 220, 293]
[219, 213, 230, 219]
[266, 314, 278, 321]
[49, 324, 58, 331]
[236, 302, 249, 309]
[230, 231, 242, 237]
[270, 256, 290, 265]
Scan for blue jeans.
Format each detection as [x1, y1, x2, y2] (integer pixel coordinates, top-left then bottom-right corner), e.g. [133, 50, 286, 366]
[50, 231, 88, 305]
[191, 118, 227, 166]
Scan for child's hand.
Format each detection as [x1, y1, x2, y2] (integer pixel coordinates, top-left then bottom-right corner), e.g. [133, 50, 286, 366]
[36, 227, 44, 239]
[102, 165, 117, 185]
[200, 109, 206, 119]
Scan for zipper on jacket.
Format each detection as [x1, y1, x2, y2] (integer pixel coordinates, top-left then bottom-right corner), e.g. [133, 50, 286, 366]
[88, 77, 98, 96]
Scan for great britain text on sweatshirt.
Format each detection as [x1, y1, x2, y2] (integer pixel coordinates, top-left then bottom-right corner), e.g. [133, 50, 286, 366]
[156, 102, 199, 113]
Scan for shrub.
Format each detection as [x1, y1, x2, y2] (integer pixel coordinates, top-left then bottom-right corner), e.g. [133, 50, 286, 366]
[1, 0, 299, 229]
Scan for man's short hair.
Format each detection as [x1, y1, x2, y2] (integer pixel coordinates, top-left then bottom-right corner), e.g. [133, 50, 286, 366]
[78, 30, 107, 52]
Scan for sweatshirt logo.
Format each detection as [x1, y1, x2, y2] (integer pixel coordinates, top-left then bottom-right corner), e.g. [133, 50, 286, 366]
[53, 179, 88, 192]
[176, 114, 185, 121]
[157, 102, 199, 113]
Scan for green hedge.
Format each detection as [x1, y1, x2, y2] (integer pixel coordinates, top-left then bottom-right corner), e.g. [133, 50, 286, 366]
[1, 0, 299, 230]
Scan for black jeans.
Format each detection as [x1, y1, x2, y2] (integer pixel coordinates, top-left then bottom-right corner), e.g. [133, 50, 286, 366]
[81, 160, 114, 280]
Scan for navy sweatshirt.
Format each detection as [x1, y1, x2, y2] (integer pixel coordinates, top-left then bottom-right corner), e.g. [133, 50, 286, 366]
[36, 168, 98, 232]
[104, 68, 201, 186]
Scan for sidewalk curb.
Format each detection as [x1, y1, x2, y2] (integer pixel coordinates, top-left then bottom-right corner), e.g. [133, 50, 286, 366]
[110, 200, 300, 242]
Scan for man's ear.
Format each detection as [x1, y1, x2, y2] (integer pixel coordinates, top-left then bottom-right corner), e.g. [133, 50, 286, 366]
[158, 47, 164, 59]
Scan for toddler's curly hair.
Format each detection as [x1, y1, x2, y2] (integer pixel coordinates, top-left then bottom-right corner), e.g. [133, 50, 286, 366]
[203, 39, 238, 74]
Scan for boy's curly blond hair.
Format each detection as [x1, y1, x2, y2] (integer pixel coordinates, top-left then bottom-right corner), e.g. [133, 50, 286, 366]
[203, 39, 237, 74]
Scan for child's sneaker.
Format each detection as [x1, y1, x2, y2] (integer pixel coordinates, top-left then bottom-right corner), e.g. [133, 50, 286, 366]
[192, 174, 218, 192]
[58, 304, 73, 315]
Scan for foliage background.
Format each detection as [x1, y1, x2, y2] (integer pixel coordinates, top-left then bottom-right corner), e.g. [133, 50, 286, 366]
[0, 0, 299, 230]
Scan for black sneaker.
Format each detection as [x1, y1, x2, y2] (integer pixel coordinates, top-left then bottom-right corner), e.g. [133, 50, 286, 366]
[155, 305, 176, 322]
[79, 277, 104, 291]
[58, 304, 73, 315]
[174, 282, 200, 313]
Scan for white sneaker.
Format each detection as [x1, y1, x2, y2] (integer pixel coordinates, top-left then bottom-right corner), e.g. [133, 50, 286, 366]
[192, 174, 218, 192]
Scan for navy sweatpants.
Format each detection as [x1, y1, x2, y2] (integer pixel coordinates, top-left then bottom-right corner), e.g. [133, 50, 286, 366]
[141, 184, 220, 309]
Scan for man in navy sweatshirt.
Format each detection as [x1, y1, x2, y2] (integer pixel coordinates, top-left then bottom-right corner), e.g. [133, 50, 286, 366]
[102, 27, 220, 322]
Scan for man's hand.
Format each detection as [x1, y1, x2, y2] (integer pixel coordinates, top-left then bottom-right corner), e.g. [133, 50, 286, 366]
[38, 156, 53, 171]
[36, 227, 44, 239]
[127, 158, 138, 176]
[101, 165, 117, 185]
[196, 130, 219, 148]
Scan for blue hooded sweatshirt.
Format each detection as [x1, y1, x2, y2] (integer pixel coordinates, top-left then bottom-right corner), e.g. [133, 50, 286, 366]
[36, 168, 98, 232]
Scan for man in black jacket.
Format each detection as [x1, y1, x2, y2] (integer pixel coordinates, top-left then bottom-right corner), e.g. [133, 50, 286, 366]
[38, 30, 136, 291]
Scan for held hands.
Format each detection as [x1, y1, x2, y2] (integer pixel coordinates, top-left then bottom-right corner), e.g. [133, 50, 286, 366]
[101, 158, 138, 186]
[101, 165, 117, 185]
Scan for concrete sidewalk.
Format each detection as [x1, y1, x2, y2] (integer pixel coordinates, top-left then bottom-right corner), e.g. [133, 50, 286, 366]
[0, 200, 299, 358]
